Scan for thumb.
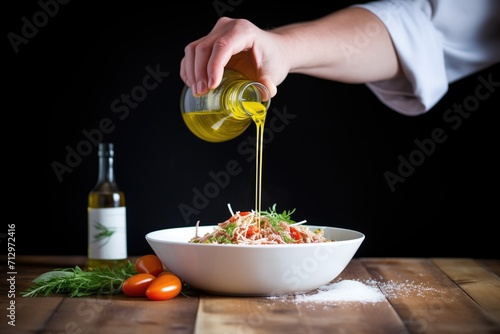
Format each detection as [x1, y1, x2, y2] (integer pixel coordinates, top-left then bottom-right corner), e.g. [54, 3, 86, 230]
[259, 76, 277, 98]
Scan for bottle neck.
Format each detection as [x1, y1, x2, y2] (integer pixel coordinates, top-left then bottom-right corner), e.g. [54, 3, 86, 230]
[227, 81, 270, 120]
[97, 154, 115, 183]
[96, 143, 116, 184]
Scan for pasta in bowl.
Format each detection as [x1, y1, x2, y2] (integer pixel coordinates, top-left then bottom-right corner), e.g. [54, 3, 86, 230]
[145, 207, 364, 296]
[189, 208, 332, 245]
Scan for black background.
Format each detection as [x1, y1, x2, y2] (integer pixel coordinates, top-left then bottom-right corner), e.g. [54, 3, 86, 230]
[6, 0, 499, 259]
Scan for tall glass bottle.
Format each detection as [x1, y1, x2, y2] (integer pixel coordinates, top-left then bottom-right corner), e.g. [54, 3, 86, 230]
[87, 142, 128, 270]
[180, 69, 271, 142]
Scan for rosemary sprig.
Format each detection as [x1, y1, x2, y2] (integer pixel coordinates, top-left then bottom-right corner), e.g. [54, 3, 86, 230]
[22, 262, 137, 298]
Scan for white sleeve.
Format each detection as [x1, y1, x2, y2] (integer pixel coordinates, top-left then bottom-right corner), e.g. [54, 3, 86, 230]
[353, 0, 500, 116]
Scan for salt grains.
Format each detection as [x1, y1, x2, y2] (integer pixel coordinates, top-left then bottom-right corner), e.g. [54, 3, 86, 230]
[268, 279, 444, 304]
[293, 280, 385, 304]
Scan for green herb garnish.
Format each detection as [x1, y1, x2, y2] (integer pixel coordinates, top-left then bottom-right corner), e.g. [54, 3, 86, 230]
[21, 262, 137, 298]
[224, 222, 238, 236]
[260, 203, 297, 227]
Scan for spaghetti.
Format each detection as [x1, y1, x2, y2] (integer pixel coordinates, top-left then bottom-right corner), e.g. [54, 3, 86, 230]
[189, 205, 332, 245]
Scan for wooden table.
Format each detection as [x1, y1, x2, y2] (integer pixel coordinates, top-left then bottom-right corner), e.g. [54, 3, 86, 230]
[1, 256, 499, 334]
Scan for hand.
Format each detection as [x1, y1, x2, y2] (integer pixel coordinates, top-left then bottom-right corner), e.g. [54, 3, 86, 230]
[180, 17, 288, 97]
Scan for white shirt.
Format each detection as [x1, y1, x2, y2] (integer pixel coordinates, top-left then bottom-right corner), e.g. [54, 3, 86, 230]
[354, 0, 500, 115]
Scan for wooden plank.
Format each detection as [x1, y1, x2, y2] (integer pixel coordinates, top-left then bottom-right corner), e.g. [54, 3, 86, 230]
[195, 294, 302, 334]
[477, 259, 500, 279]
[361, 258, 500, 333]
[432, 258, 500, 325]
[6, 256, 499, 334]
[1, 262, 65, 334]
[37, 295, 198, 334]
[7, 297, 64, 334]
[286, 259, 408, 334]
[194, 259, 407, 334]
[13, 255, 88, 267]
[2, 256, 198, 334]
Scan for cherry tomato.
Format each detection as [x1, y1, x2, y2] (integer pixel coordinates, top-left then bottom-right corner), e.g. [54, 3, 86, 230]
[230, 211, 251, 222]
[145, 273, 182, 301]
[135, 254, 164, 276]
[122, 273, 156, 297]
[289, 226, 301, 241]
[246, 225, 257, 237]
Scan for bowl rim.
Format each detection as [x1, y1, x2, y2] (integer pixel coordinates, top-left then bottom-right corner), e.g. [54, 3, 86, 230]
[145, 225, 365, 248]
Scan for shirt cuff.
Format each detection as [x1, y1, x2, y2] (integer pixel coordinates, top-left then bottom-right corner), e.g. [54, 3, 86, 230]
[353, 1, 448, 116]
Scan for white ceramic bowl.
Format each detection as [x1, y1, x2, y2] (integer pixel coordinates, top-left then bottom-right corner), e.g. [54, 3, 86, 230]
[145, 225, 364, 296]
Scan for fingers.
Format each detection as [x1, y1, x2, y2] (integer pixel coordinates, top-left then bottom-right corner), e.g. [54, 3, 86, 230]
[180, 17, 258, 96]
[181, 37, 210, 96]
[205, 36, 237, 90]
[191, 39, 214, 96]
[179, 45, 192, 88]
[180, 17, 230, 96]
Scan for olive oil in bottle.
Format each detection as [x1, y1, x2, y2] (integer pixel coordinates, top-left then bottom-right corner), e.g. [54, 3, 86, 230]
[87, 142, 128, 269]
[180, 69, 270, 142]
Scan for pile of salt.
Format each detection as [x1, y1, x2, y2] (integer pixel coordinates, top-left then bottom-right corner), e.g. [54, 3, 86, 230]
[268, 279, 444, 305]
[293, 280, 385, 304]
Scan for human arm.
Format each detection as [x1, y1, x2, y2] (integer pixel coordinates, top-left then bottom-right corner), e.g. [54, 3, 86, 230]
[181, 0, 500, 115]
[180, 6, 400, 98]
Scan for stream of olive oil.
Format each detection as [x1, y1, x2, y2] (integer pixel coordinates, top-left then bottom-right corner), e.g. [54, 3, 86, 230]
[182, 101, 267, 228]
[245, 101, 266, 227]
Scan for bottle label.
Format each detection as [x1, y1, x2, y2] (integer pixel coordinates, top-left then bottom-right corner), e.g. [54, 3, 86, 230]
[88, 207, 127, 260]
